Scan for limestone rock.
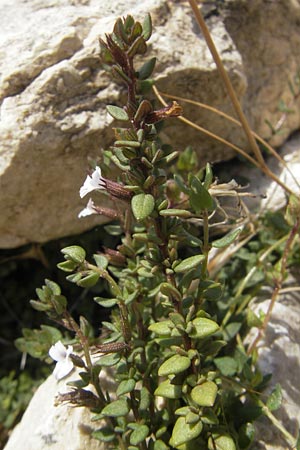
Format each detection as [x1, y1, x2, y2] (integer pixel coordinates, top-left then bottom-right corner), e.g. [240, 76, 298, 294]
[3, 368, 116, 450]
[247, 292, 300, 449]
[1, 0, 300, 247]
[223, 131, 300, 212]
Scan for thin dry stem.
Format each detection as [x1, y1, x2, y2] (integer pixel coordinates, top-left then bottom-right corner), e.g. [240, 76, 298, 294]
[153, 86, 259, 167]
[187, 0, 295, 195]
[247, 217, 300, 354]
[158, 90, 300, 190]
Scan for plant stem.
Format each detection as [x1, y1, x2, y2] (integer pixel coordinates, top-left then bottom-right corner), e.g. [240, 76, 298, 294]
[187, 0, 295, 195]
[201, 209, 210, 279]
[86, 263, 122, 297]
[247, 217, 300, 354]
[153, 85, 259, 168]
[63, 311, 106, 405]
[156, 89, 299, 192]
[259, 401, 298, 449]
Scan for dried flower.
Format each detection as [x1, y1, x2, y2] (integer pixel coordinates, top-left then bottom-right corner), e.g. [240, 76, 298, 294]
[79, 166, 106, 198]
[49, 340, 74, 380]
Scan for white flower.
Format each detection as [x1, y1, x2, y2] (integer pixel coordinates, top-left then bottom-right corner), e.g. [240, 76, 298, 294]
[49, 341, 74, 380]
[79, 166, 106, 198]
[78, 198, 97, 218]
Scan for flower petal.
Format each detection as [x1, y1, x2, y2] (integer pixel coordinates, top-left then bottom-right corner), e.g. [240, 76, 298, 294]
[53, 358, 74, 380]
[78, 198, 97, 218]
[79, 166, 106, 198]
[49, 341, 67, 362]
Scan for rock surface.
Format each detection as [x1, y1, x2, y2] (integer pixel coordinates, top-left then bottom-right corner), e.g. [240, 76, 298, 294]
[3, 367, 115, 450]
[1, 0, 300, 247]
[247, 292, 300, 449]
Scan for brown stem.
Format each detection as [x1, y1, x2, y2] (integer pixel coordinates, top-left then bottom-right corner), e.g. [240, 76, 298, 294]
[247, 217, 300, 354]
[188, 0, 266, 165]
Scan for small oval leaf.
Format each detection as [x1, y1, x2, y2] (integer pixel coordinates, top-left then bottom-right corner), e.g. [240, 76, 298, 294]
[117, 379, 136, 397]
[131, 193, 155, 220]
[77, 272, 100, 288]
[130, 424, 150, 445]
[208, 434, 236, 450]
[174, 255, 205, 273]
[189, 317, 219, 339]
[169, 416, 203, 448]
[148, 320, 174, 336]
[137, 57, 156, 80]
[61, 246, 86, 264]
[159, 209, 193, 218]
[212, 227, 242, 248]
[106, 105, 129, 121]
[191, 381, 218, 407]
[101, 398, 129, 417]
[154, 379, 182, 399]
[158, 354, 191, 376]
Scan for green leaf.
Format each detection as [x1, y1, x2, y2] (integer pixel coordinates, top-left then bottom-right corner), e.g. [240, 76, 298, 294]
[97, 353, 121, 367]
[101, 398, 129, 417]
[223, 322, 242, 341]
[148, 320, 173, 336]
[154, 440, 169, 450]
[160, 283, 182, 301]
[131, 193, 155, 220]
[130, 424, 149, 445]
[158, 354, 191, 376]
[214, 356, 238, 376]
[45, 279, 61, 295]
[137, 57, 156, 80]
[159, 209, 193, 218]
[246, 309, 263, 328]
[117, 379, 136, 396]
[93, 254, 108, 269]
[94, 296, 118, 308]
[191, 381, 218, 407]
[266, 384, 282, 411]
[208, 434, 236, 450]
[190, 176, 214, 212]
[57, 260, 78, 272]
[77, 271, 100, 288]
[174, 255, 205, 273]
[212, 227, 242, 248]
[189, 317, 219, 339]
[177, 146, 198, 172]
[285, 194, 300, 226]
[139, 387, 151, 411]
[52, 294, 67, 315]
[61, 246, 86, 264]
[142, 13, 152, 40]
[106, 105, 129, 121]
[238, 422, 255, 448]
[92, 427, 115, 442]
[169, 417, 203, 448]
[186, 411, 200, 424]
[29, 300, 52, 312]
[154, 379, 182, 399]
[203, 162, 213, 189]
[66, 273, 82, 283]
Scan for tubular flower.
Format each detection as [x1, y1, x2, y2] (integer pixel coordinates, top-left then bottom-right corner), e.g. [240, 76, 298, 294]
[79, 166, 106, 198]
[49, 341, 74, 380]
[78, 198, 97, 218]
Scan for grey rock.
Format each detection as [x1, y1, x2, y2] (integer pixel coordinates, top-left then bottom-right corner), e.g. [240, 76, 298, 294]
[4, 367, 116, 450]
[1, 0, 300, 247]
[247, 290, 300, 449]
